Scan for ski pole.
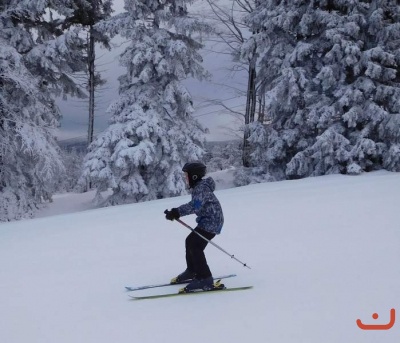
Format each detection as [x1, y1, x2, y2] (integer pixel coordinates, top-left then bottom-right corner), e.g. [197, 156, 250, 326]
[175, 218, 251, 270]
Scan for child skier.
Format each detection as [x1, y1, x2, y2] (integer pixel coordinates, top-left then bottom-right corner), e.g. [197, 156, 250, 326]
[164, 161, 224, 292]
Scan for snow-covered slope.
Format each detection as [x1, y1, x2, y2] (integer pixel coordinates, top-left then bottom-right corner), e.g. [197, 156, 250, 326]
[1, 171, 399, 343]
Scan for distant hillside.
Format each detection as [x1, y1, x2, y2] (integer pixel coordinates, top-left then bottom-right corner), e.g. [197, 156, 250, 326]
[57, 137, 87, 152]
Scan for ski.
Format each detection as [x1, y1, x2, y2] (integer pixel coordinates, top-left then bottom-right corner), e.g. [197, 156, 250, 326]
[125, 274, 236, 292]
[128, 285, 253, 300]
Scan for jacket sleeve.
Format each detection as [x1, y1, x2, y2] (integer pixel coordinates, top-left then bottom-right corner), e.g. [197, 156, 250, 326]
[177, 198, 195, 216]
[177, 185, 205, 216]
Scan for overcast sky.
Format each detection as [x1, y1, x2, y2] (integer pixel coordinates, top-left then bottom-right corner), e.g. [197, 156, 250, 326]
[56, 0, 247, 144]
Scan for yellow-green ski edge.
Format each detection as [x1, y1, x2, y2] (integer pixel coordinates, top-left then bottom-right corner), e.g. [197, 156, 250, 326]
[128, 286, 253, 301]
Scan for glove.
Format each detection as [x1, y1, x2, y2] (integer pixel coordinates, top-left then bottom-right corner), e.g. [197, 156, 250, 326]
[164, 208, 180, 221]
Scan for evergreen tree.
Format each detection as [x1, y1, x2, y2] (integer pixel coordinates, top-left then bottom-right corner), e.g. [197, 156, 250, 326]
[244, 0, 400, 179]
[0, 0, 86, 221]
[82, 0, 211, 205]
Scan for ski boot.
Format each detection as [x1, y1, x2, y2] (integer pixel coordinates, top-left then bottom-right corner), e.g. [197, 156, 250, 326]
[180, 276, 214, 293]
[170, 269, 196, 284]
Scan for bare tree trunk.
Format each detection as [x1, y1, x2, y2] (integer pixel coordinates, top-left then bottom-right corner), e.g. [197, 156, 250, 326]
[242, 48, 257, 167]
[0, 108, 3, 189]
[86, 26, 96, 191]
[202, 0, 259, 167]
[87, 26, 95, 147]
[258, 92, 265, 123]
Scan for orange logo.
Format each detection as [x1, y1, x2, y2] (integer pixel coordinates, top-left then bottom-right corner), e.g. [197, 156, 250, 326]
[356, 308, 395, 330]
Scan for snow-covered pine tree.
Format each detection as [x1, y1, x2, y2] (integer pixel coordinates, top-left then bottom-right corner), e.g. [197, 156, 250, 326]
[0, 1, 86, 221]
[244, 0, 400, 179]
[82, 0, 211, 205]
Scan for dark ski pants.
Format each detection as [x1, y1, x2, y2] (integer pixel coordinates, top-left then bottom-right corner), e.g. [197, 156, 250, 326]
[185, 227, 216, 279]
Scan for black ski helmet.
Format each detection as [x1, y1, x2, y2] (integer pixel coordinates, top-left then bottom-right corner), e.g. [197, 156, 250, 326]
[182, 161, 206, 188]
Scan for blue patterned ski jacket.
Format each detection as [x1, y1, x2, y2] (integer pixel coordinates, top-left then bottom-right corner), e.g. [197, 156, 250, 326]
[177, 177, 224, 234]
